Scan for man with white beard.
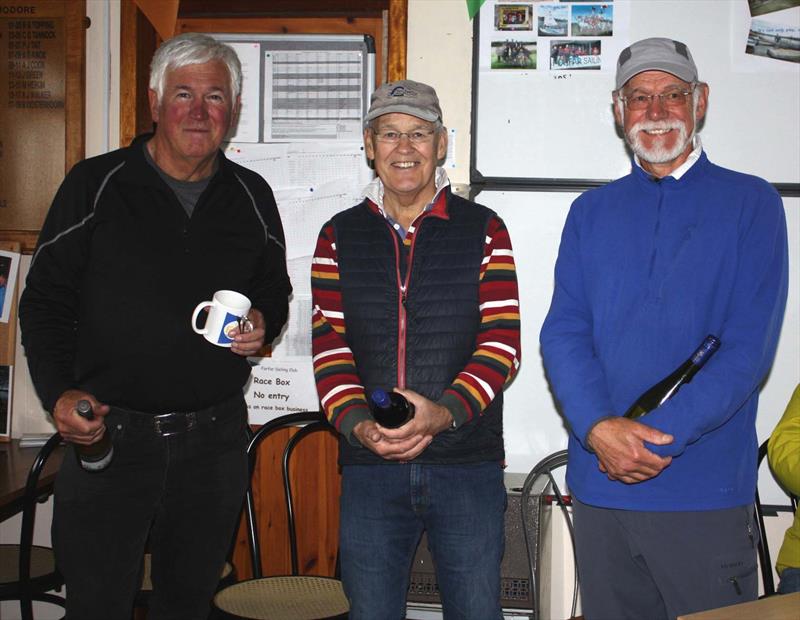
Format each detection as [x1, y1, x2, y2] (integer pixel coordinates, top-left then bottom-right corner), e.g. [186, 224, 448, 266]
[540, 38, 789, 619]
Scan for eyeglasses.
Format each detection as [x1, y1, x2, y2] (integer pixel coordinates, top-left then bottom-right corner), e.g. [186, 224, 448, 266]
[372, 129, 437, 144]
[618, 85, 696, 111]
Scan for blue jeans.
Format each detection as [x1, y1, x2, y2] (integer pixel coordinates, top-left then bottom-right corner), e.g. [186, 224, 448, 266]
[339, 461, 506, 620]
[777, 567, 800, 594]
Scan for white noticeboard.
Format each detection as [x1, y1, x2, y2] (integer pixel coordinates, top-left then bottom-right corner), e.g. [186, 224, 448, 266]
[472, 0, 800, 187]
[214, 34, 375, 144]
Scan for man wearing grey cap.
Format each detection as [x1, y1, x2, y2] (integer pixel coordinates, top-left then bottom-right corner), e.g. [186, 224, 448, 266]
[312, 80, 521, 618]
[541, 37, 788, 618]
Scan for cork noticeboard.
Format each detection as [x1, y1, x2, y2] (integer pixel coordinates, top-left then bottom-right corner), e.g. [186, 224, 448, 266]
[0, 0, 84, 252]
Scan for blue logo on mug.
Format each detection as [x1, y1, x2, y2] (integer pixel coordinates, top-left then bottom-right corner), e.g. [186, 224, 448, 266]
[217, 312, 240, 344]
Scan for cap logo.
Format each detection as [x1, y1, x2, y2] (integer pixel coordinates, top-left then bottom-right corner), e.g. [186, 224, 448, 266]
[674, 40, 689, 60]
[389, 85, 415, 98]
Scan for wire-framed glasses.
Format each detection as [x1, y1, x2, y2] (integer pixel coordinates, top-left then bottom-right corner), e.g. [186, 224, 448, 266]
[618, 85, 696, 111]
[372, 129, 437, 144]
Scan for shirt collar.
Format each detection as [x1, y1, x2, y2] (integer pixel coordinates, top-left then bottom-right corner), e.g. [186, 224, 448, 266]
[362, 167, 450, 214]
[634, 135, 703, 181]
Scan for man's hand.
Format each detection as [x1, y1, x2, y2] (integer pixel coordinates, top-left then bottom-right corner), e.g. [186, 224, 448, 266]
[352, 388, 454, 461]
[53, 389, 111, 445]
[587, 417, 674, 484]
[231, 308, 266, 357]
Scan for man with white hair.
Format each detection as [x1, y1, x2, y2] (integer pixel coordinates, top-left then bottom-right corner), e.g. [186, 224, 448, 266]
[20, 33, 291, 618]
[540, 37, 788, 618]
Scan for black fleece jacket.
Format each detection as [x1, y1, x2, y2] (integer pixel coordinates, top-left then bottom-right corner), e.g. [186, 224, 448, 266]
[19, 135, 291, 414]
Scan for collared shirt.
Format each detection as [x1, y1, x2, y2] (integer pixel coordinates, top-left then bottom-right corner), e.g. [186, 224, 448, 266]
[634, 136, 703, 181]
[362, 167, 451, 238]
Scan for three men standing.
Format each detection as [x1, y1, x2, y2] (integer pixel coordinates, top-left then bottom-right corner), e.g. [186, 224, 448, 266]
[15, 26, 791, 620]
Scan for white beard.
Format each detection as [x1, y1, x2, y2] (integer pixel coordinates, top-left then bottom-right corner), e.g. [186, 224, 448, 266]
[626, 119, 693, 164]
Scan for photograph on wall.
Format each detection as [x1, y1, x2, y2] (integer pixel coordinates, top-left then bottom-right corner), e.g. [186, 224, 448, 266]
[538, 5, 569, 36]
[746, 19, 800, 63]
[549, 39, 602, 70]
[571, 4, 614, 36]
[0, 249, 21, 323]
[491, 39, 538, 69]
[748, 0, 800, 17]
[495, 4, 533, 31]
[0, 365, 12, 440]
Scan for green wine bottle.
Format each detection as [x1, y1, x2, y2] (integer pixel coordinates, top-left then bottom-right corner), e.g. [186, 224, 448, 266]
[624, 335, 721, 420]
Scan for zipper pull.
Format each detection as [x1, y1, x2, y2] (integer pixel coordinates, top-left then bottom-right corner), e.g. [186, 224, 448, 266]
[728, 577, 742, 595]
[747, 522, 754, 549]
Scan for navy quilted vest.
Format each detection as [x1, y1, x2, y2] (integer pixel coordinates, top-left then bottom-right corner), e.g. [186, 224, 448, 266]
[331, 190, 504, 465]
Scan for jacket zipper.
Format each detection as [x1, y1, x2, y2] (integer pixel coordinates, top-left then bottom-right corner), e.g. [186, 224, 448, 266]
[389, 220, 420, 390]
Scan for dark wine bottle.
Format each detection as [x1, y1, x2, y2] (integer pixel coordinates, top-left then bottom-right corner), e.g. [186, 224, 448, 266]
[74, 399, 114, 472]
[369, 389, 415, 428]
[624, 335, 721, 420]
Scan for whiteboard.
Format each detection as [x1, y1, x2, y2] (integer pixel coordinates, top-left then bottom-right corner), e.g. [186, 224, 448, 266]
[472, 0, 800, 187]
[209, 33, 376, 144]
[480, 189, 800, 506]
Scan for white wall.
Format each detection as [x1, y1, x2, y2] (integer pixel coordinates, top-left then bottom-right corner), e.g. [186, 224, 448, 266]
[85, 0, 121, 157]
[407, 0, 473, 188]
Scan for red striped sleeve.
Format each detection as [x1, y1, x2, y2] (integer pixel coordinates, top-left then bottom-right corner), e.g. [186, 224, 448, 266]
[311, 223, 371, 439]
[438, 215, 521, 426]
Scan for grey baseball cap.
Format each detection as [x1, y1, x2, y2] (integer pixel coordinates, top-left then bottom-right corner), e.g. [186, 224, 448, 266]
[615, 37, 698, 90]
[364, 80, 443, 124]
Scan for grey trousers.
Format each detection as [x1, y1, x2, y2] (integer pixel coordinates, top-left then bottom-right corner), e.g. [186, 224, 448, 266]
[573, 498, 758, 620]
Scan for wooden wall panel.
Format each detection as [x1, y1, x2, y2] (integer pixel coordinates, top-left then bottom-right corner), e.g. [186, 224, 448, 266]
[232, 426, 341, 580]
[0, 0, 85, 253]
[64, 1, 86, 173]
[387, 0, 406, 81]
[178, 0, 388, 16]
[120, 0, 158, 147]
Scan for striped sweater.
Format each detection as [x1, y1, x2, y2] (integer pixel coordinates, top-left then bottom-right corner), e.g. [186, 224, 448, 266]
[311, 185, 521, 443]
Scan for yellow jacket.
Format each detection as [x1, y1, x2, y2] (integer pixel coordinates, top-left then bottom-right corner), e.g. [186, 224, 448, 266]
[768, 384, 800, 575]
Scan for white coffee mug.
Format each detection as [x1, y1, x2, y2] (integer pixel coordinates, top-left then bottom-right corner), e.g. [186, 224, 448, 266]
[191, 290, 252, 347]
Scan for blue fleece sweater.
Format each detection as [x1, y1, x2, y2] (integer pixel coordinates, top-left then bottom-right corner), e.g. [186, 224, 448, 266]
[540, 152, 788, 511]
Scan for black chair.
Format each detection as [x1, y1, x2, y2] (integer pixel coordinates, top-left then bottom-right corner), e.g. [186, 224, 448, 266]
[212, 411, 348, 620]
[0, 432, 66, 620]
[520, 449, 578, 620]
[754, 438, 799, 597]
